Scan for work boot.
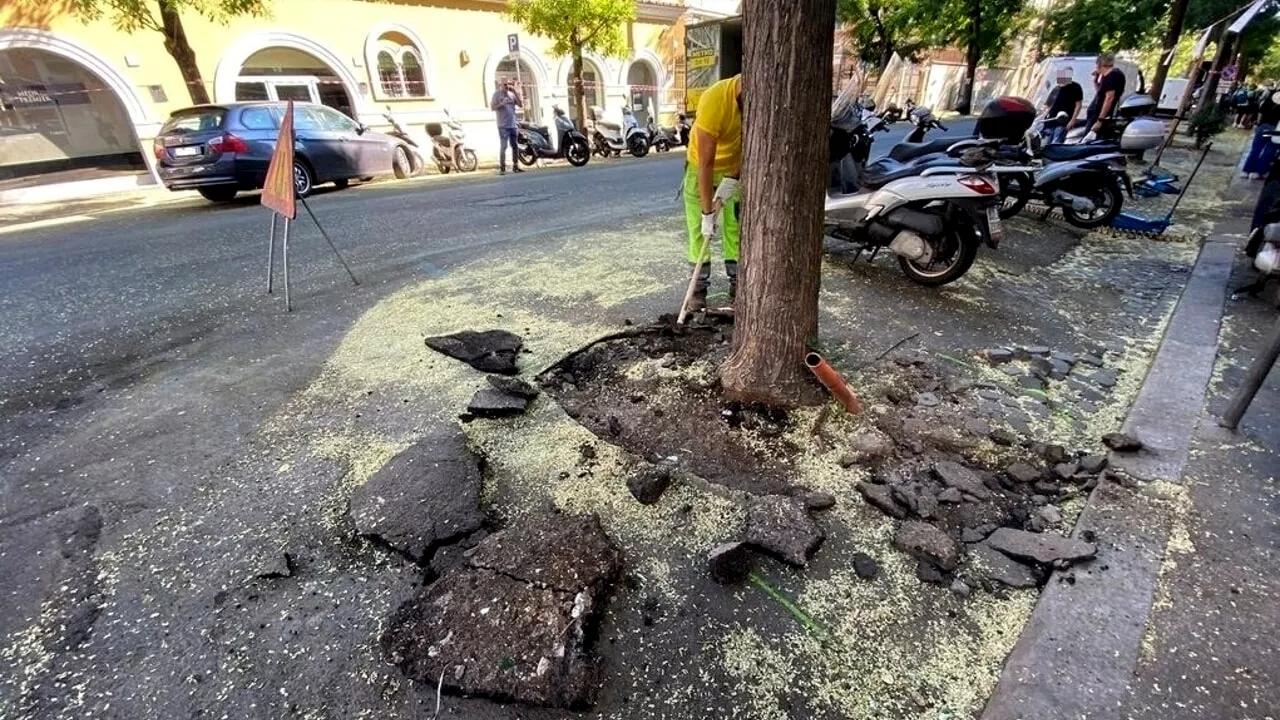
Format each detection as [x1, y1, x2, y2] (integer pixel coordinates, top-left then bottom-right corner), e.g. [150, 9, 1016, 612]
[689, 263, 711, 313]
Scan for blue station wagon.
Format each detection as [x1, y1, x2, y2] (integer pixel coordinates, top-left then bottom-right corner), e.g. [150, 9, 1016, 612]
[153, 102, 414, 202]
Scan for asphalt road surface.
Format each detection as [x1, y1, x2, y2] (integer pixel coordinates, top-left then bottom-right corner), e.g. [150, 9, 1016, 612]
[0, 115, 982, 718]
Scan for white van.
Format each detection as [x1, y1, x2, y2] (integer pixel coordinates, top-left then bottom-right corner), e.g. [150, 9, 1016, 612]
[1157, 78, 1190, 115]
[1022, 55, 1145, 112]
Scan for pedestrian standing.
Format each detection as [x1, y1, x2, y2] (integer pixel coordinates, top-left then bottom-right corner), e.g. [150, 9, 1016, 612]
[490, 79, 524, 176]
[1043, 68, 1083, 144]
[1084, 54, 1125, 138]
[1243, 87, 1280, 180]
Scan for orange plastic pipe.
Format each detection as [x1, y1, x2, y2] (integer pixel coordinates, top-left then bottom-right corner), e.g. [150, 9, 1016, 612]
[805, 352, 861, 414]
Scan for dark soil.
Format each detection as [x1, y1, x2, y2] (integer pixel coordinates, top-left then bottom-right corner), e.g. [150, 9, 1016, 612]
[540, 325, 798, 496]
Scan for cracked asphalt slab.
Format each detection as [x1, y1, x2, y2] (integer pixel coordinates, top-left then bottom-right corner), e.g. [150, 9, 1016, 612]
[0, 136, 1250, 719]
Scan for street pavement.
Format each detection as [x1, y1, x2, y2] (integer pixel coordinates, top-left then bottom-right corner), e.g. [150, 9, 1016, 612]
[15, 117, 1272, 720]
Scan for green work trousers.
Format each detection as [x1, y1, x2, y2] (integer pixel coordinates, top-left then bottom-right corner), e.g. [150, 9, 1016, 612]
[683, 165, 740, 268]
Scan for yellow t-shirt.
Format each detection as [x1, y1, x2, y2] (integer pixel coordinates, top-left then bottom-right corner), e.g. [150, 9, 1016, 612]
[689, 75, 742, 175]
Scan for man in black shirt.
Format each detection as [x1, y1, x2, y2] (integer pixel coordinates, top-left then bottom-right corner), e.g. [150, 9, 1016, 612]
[1043, 68, 1083, 143]
[1085, 53, 1125, 137]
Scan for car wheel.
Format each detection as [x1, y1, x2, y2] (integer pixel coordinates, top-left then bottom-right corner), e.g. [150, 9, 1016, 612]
[333, 178, 350, 189]
[197, 186, 238, 203]
[393, 146, 411, 179]
[293, 160, 314, 198]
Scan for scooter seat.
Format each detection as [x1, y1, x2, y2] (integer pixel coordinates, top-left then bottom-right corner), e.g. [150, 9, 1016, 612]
[861, 155, 970, 189]
[888, 137, 960, 162]
[1041, 143, 1122, 161]
[597, 120, 622, 133]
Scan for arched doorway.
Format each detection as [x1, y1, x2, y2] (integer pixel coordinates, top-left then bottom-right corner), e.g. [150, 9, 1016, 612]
[559, 57, 607, 125]
[496, 56, 540, 124]
[0, 46, 143, 179]
[626, 60, 659, 126]
[233, 47, 355, 118]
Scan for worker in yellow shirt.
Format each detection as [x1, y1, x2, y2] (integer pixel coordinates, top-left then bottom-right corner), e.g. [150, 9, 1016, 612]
[685, 74, 742, 310]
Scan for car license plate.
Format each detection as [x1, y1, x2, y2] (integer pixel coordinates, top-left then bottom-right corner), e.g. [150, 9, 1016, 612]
[986, 206, 1004, 245]
[173, 146, 202, 157]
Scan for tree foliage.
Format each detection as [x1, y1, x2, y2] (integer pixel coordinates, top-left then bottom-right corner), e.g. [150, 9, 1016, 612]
[67, 0, 264, 34]
[507, 0, 636, 127]
[1042, 0, 1167, 54]
[67, 0, 267, 104]
[835, 0, 930, 69]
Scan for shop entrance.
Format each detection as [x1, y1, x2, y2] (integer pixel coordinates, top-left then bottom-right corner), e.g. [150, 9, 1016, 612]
[0, 47, 144, 181]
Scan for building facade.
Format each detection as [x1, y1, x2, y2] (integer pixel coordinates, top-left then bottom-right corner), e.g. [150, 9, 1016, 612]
[0, 0, 686, 184]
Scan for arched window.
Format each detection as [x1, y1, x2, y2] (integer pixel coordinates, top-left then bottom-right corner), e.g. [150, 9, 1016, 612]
[365, 29, 431, 99]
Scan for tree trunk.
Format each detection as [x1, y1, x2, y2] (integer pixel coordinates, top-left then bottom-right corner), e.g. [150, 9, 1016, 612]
[1148, 0, 1189, 103]
[956, 3, 981, 115]
[1200, 28, 1237, 108]
[572, 46, 588, 133]
[719, 0, 836, 408]
[158, 1, 211, 105]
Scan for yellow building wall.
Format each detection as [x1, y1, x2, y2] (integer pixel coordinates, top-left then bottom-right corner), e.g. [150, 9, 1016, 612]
[2, 0, 680, 165]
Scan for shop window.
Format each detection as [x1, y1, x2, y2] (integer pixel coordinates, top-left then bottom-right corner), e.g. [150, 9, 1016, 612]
[367, 30, 431, 100]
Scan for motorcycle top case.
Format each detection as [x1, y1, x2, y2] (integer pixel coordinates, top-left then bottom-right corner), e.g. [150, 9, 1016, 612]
[976, 96, 1037, 142]
[1120, 118, 1166, 151]
[1118, 94, 1157, 119]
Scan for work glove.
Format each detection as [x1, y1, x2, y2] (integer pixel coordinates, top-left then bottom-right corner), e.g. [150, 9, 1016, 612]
[701, 211, 719, 240]
[712, 176, 740, 210]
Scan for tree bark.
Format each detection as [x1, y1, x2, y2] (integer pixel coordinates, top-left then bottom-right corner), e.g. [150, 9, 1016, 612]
[572, 45, 588, 133]
[1148, 0, 1189, 103]
[158, 1, 211, 105]
[956, 1, 982, 115]
[719, 0, 836, 408]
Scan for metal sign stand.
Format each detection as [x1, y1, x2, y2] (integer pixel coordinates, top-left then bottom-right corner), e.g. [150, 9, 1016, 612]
[265, 198, 359, 312]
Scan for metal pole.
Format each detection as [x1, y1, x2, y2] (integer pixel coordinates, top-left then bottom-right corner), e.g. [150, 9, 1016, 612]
[282, 217, 292, 312]
[299, 195, 360, 286]
[267, 213, 277, 294]
[1220, 315, 1280, 429]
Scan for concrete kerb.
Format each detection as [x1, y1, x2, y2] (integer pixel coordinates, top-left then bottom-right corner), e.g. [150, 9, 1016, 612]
[980, 216, 1244, 720]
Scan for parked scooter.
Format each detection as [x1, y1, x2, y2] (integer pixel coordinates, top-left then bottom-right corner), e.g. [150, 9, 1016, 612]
[646, 117, 683, 152]
[996, 112, 1131, 226]
[382, 106, 425, 178]
[824, 97, 1005, 286]
[589, 106, 650, 158]
[517, 105, 591, 167]
[878, 99, 916, 124]
[425, 109, 478, 174]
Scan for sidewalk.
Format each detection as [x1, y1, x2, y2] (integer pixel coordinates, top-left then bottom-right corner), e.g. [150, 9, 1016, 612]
[981, 184, 1280, 719]
[1120, 244, 1280, 720]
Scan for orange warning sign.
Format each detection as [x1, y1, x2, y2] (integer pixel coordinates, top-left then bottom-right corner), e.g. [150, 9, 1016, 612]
[261, 101, 296, 219]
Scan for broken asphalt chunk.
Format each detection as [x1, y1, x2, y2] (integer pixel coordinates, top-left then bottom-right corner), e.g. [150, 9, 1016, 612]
[425, 329, 523, 375]
[933, 461, 992, 500]
[1102, 432, 1144, 452]
[745, 496, 824, 567]
[348, 429, 485, 563]
[381, 514, 620, 709]
[987, 527, 1096, 565]
[708, 542, 753, 585]
[857, 481, 906, 519]
[467, 389, 530, 418]
[894, 520, 961, 571]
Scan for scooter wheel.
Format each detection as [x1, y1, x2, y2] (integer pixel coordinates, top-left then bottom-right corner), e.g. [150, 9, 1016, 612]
[629, 137, 650, 158]
[458, 150, 478, 173]
[998, 172, 1033, 219]
[1061, 179, 1123, 229]
[566, 139, 590, 167]
[898, 226, 980, 287]
[517, 145, 537, 167]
